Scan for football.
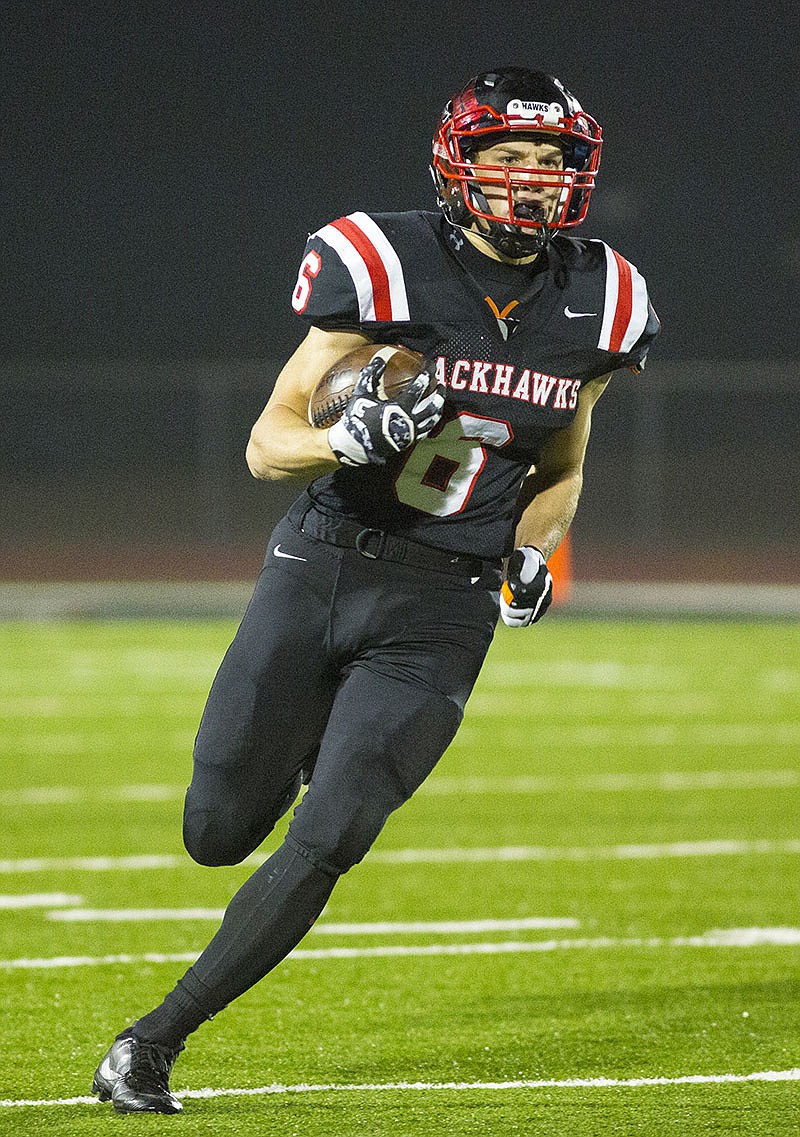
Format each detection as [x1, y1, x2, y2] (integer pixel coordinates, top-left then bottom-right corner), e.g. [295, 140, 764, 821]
[308, 344, 433, 429]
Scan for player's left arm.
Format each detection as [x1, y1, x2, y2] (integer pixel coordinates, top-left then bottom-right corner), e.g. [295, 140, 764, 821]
[515, 373, 611, 557]
[500, 374, 611, 627]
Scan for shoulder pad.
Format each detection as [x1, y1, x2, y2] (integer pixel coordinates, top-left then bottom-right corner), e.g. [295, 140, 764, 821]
[590, 240, 653, 356]
[292, 211, 411, 326]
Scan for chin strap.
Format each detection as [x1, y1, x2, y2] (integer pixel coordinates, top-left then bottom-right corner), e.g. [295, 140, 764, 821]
[466, 184, 552, 259]
[489, 217, 551, 259]
[431, 165, 553, 260]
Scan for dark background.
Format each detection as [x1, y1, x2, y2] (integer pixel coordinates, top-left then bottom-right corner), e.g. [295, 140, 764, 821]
[2, 1, 798, 580]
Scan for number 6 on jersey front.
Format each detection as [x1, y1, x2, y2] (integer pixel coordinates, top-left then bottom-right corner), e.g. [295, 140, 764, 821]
[394, 412, 513, 516]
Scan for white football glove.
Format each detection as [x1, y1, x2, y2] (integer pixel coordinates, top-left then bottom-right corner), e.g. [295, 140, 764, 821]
[500, 546, 553, 627]
[328, 355, 445, 466]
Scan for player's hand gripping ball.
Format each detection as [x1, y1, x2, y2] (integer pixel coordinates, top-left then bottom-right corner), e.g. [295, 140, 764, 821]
[312, 345, 445, 466]
[500, 546, 554, 627]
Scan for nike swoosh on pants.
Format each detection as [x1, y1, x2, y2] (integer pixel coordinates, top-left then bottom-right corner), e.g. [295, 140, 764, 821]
[273, 545, 308, 561]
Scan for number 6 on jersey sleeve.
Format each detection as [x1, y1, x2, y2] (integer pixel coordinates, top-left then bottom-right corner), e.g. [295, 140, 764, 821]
[291, 251, 322, 314]
[393, 412, 513, 516]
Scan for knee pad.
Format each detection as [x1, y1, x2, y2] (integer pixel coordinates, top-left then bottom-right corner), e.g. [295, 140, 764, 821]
[286, 794, 394, 876]
[288, 677, 463, 875]
[182, 770, 303, 867]
[286, 744, 441, 876]
[182, 807, 252, 867]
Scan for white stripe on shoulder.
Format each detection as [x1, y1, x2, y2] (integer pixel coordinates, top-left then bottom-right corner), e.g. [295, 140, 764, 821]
[594, 241, 650, 354]
[621, 262, 649, 353]
[348, 212, 411, 321]
[315, 223, 376, 321]
[596, 241, 619, 352]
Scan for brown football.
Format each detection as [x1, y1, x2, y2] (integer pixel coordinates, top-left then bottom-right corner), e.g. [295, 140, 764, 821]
[308, 344, 433, 429]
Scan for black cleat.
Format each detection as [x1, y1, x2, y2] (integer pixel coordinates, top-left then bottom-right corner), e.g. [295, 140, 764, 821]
[92, 1034, 184, 1114]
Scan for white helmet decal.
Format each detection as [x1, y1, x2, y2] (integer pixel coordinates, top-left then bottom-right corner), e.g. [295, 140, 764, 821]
[506, 99, 564, 124]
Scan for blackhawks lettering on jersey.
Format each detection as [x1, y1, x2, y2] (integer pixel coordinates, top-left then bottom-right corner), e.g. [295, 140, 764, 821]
[292, 210, 660, 558]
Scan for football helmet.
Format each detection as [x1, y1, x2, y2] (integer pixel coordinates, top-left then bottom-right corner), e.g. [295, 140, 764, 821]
[431, 67, 602, 258]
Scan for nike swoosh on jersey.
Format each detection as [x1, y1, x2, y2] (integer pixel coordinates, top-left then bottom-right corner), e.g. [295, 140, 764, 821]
[273, 545, 308, 561]
[564, 306, 598, 318]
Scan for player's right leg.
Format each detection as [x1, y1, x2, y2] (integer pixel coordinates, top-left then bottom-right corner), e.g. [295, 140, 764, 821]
[181, 517, 341, 867]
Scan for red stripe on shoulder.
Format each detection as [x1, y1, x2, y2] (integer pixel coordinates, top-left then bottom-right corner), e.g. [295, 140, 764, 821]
[608, 250, 633, 353]
[330, 216, 392, 321]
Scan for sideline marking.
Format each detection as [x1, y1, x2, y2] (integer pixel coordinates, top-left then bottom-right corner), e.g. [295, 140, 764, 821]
[3, 839, 800, 875]
[4, 928, 800, 970]
[4, 769, 799, 806]
[2, 1068, 799, 1108]
[46, 913, 580, 931]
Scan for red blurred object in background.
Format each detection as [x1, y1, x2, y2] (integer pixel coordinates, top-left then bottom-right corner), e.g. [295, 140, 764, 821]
[549, 531, 572, 605]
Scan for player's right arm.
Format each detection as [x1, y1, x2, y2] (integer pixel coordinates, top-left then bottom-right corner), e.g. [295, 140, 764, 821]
[246, 326, 371, 481]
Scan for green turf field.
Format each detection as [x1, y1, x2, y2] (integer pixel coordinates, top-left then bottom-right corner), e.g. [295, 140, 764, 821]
[1, 618, 798, 1135]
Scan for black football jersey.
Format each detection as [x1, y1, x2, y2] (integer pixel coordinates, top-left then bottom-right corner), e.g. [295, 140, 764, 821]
[291, 210, 660, 558]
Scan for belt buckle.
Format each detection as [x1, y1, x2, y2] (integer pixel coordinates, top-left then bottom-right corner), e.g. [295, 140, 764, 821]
[355, 528, 386, 560]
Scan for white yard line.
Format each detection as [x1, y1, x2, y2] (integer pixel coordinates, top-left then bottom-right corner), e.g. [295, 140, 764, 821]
[456, 720, 800, 747]
[3, 927, 800, 970]
[46, 912, 580, 931]
[1, 1067, 799, 1108]
[3, 723, 800, 755]
[2, 785, 185, 804]
[48, 907, 225, 922]
[0, 854, 185, 873]
[3, 838, 800, 875]
[479, 660, 681, 689]
[0, 894, 83, 909]
[367, 839, 800, 865]
[3, 768, 799, 806]
[422, 770, 800, 794]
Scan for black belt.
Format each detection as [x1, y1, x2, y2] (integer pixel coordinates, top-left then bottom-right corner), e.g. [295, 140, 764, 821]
[288, 495, 498, 579]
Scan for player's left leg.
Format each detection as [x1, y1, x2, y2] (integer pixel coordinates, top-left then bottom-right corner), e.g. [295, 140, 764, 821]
[122, 561, 498, 1029]
[91, 667, 466, 1114]
[111, 664, 470, 1067]
[93, 555, 499, 1111]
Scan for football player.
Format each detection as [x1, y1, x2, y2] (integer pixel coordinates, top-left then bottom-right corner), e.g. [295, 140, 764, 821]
[93, 66, 659, 1113]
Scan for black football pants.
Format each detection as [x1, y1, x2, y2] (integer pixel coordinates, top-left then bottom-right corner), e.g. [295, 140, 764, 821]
[140, 506, 500, 1035]
[184, 510, 499, 872]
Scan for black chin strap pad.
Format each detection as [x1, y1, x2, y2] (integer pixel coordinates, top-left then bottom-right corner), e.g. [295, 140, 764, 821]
[464, 182, 551, 258]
